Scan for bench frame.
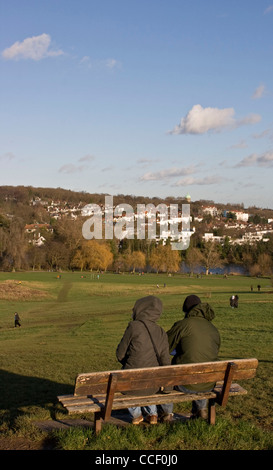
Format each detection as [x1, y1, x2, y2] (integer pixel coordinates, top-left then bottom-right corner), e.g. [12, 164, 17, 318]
[58, 358, 258, 434]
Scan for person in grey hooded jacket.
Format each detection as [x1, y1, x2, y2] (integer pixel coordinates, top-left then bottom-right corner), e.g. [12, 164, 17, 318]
[116, 295, 173, 424]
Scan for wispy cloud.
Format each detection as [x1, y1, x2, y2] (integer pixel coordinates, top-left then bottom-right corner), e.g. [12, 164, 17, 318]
[58, 164, 87, 174]
[0, 152, 16, 161]
[264, 5, 273, 14]
[78, 154, 96, 163]
[252, 129, 271, 139]
[58, 154, 96, 174]
[252, 84, 266, 99]
[140, 165, 198, 181]
[104, 58, 120, 69]
[174, 175, 226, 186]
[168, 104, 261, 135]
[79, 55, 121, 70]
[229, 140, 248, 149]
[235, 151, 273, 168]
[2, 33, 64, 61]
[101, 166, 114, 172]
[136, 158, 160, 168]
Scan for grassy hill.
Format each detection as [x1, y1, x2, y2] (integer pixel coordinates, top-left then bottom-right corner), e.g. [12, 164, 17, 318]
[0, 271, 272, 450]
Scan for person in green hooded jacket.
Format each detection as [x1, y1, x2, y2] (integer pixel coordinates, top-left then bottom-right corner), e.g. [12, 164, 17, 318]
[167, 295, 221, 419]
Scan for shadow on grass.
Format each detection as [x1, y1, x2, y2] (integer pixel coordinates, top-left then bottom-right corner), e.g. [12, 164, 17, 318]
[0, 369, 73, 427]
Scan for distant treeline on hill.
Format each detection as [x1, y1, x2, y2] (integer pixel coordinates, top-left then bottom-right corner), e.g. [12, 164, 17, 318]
[0, 184, 188, 207]
[1, 184, 273, 214]
[0, 185, 273, 276]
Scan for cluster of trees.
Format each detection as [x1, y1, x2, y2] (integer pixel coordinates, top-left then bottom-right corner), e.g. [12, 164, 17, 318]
[1, 210, 273, 276]
[1, 185, 273, 276]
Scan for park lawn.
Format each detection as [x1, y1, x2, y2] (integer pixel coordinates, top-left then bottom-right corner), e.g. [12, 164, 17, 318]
[0, 271, 272, 450]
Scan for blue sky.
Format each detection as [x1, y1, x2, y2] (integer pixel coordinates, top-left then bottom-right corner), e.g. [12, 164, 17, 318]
[1, 0, 273, 208]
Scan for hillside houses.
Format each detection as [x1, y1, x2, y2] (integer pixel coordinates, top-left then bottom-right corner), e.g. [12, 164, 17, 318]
[2, 189, 272, 250]
[198, 203, 273, 246]
[222, 210, 249, 222]
[26, 198, 273, 248]
[24, 223, 53, 246]
[30, 197, 84, 220]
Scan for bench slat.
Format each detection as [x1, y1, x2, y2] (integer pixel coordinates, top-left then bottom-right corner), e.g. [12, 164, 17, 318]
[63, 392, 218, 414]
[74, 359, 258, 396]
[58, 383, 247, 415]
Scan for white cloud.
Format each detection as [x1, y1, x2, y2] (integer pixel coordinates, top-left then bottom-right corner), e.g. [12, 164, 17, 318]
[80, 56, 91, 64]
[58, 164, 87, 174]
[58, 154, 95, 173]
[168, 104, 261, 135]
[78, 154, 96, 163]
[140, 165, 198, 181]
[79, 55, 120, 70]
[235, 154, 258, 167]
[2, 33, 64, 61]
[264, 5, 273, 14]
[252, 84, 266, 99]
[235, 151, 273, 168]
[174, 175, 226, 186]
[104, 58, 119, 69]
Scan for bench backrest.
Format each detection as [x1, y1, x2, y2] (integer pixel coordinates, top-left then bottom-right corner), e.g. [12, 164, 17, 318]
[74, 358, 258, 396]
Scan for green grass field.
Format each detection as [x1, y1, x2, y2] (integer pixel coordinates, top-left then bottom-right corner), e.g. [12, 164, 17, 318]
[0, 271, 272, 450]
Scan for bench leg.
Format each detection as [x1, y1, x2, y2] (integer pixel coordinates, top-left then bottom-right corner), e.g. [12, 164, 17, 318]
[208, 399, 216, 425]
[94, 412, 103, 434]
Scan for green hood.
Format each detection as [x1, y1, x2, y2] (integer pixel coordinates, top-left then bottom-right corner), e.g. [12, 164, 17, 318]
[184, 302, 215, 321]
[132, 295, 163, 322]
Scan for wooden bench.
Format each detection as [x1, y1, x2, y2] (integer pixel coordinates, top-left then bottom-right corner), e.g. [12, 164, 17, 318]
[57, 358, 258, 433]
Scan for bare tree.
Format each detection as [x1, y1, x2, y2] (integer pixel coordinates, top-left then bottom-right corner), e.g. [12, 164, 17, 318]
[200, 242, 223, 275]
[5, 219, 28, 270]
[186, 247, 203, 276]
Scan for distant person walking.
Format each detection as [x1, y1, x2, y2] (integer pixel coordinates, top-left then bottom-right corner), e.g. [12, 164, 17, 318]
[230, 295, 235, 308]
[14, 312, 21, 327]
[230, 295, 239, 308]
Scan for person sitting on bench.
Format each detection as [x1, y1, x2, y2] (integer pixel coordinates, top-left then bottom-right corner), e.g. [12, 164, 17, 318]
[116, 295, 173, 425]
[167, 295, 221, 419]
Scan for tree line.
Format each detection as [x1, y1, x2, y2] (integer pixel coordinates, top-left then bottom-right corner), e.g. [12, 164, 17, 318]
[1, 185, 273, 275]
[1, 214, 273, 276]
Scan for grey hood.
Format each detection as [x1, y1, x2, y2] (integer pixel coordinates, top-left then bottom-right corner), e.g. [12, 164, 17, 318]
[132, 295, 163, 322]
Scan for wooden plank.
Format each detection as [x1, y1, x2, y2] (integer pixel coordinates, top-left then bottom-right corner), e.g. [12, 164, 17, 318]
[208, 399, 216, 425]
[75, 368, 257, 395]
[74, 359, 258, 396]
[64, 392, 217, 414]
[103, 373, 118, 421]
[94, 412, 103, 434]
[59, 383, 248, 415]
[58, 383, 247, 409]
[218, 362, 237, 407]
[75, 358, 258, 383]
